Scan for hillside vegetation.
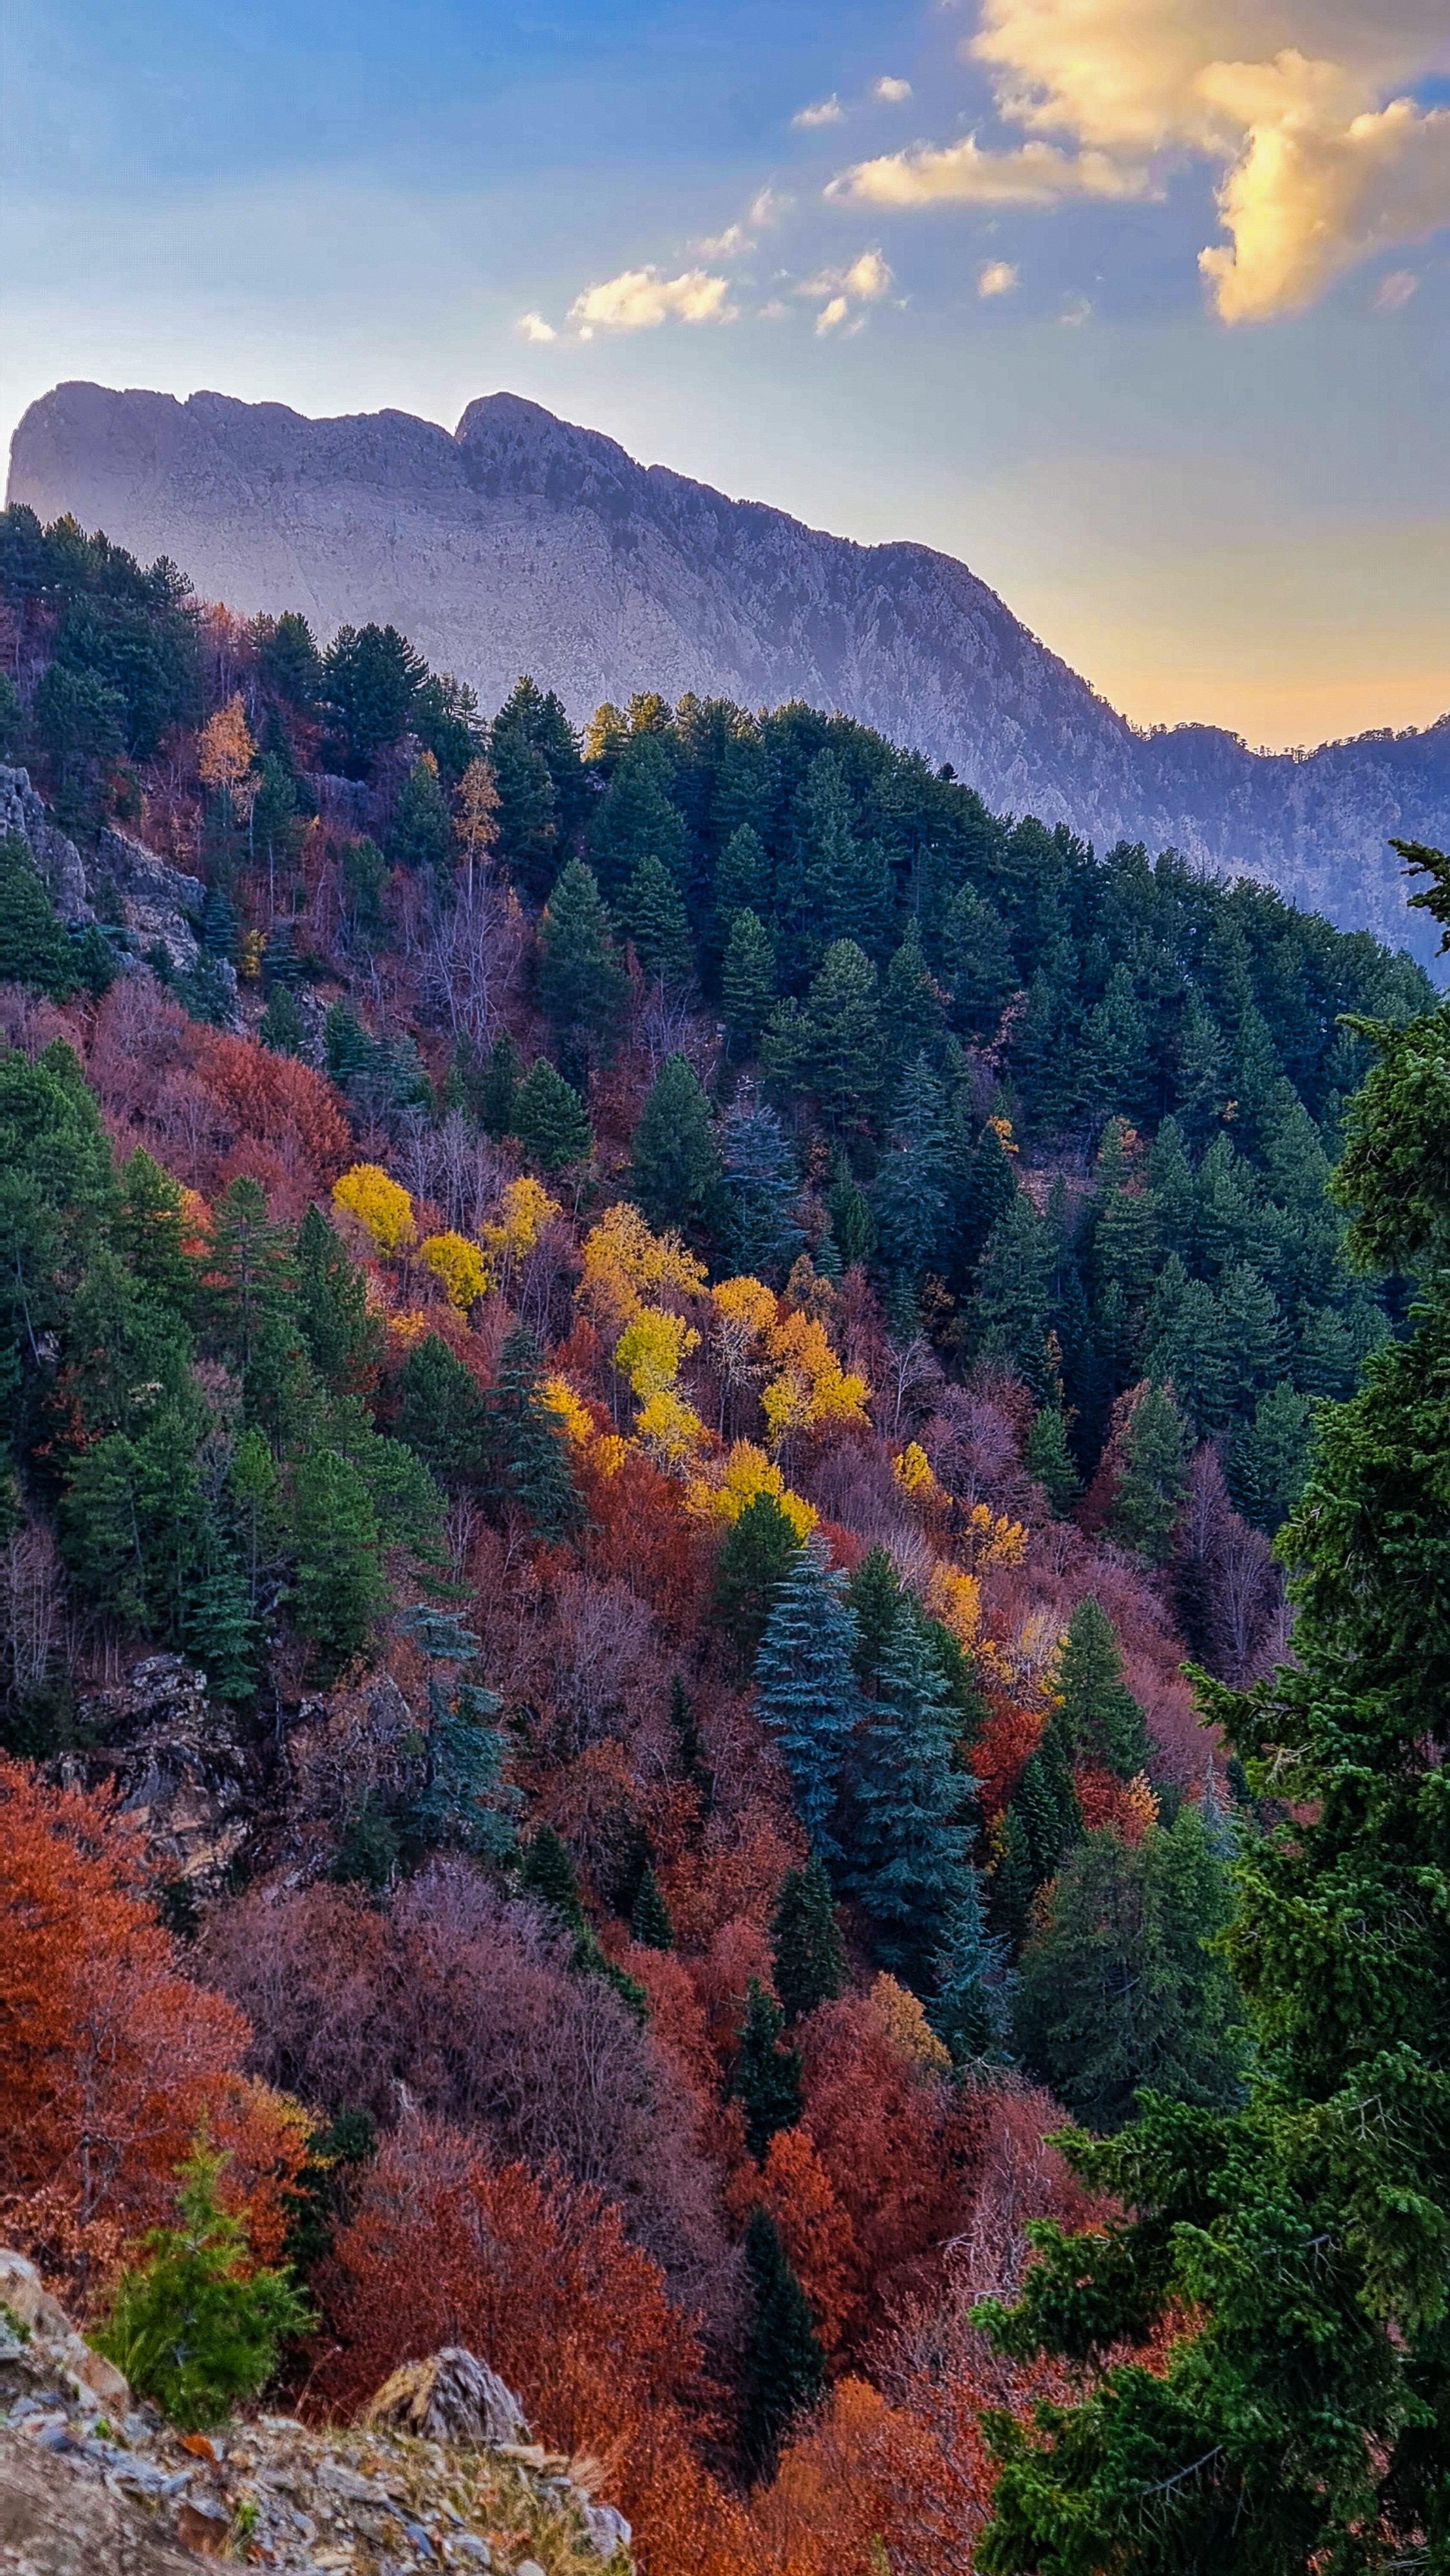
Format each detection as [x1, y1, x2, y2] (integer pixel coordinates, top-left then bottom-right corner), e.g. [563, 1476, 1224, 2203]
[1, 502, 1447, 2573]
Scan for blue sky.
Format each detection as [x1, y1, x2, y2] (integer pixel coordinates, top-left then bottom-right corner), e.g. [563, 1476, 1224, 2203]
[6, 0, 1449, 748]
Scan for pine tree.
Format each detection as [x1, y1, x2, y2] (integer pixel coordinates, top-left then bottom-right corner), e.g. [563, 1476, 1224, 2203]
[294, 1204, 382, 1397]
[398, 1604, 518, 1861]
[587, 734, 688, 897]
[520, 1823, 587, 1931]
[628, 1052, 720, 1238]
[771, 939, 883, 1129]
[774, 748, 857, 981]
[512, 1057, 593, 1171]
[930, 1871, 1010, 2063]
[97, 2143, 311, 2432]
[872, 1056, 952, 1299]
[1012, 1807, 1247, 2134]
[1024, 1406, 1080, 1515]
[1107, 1380, 1190, 1562]
[771, 1858, 847, 2023]
[391, 753, 452, 869]
[477, 1029, 522, 1137]
[976, 923, 1450, 2562]
[742, 2206, 825, 2471]
[845, 1542, 905, 1688]
[630, 1862, 674, 1951]
[753, 1538, 862, 1858]
[711, 1492, 803, 1664]
[713, 823, 772, 931]
[620, 850, 693, 983]
[941, 881, 1017, 1039]
[733, 1978, 804, 2159]
[258, 981, 304, 1056]
[180, 1558, 257, 1705]
[1082, 963, 1151, 1124]
[1053, 1597, 1151, 1778]
[1225, 1381, 1313, 1531]
[975, 1187, 1057, 1394]
[288, 1444, 386, 1680]
[668, 1671, 706, 1792]
[881, 921, 945, 1077]
[717, 1089, 801, 1277]
[721, 907, 777, 1059]
[395, 1332, 488, 1488]
[536, 860, 630, 1064]
[486, 1325, 581, 1540]
[115, 1148, 195, 1320]
[844, 1607, 974, 1984]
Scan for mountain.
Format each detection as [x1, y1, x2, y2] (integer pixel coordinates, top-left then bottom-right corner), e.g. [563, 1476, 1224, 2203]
[10, 378, 1449, 953]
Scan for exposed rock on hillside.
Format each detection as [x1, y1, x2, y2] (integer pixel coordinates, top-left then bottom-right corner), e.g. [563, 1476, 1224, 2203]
[0, 2249, 633, 2573]
[0, 764, 207, 978]
[55, 1656, 259, 1899]
[9, 383, 1448, 951]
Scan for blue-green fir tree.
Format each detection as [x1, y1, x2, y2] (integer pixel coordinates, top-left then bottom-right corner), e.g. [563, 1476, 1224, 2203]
[753, 1537, 862, 1859]
[843, 1603, 975, 1985]
[398, 1605, 518, 1861]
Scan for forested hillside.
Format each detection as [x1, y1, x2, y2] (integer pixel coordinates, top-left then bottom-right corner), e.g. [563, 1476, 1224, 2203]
[1, 502, 1445, 2572]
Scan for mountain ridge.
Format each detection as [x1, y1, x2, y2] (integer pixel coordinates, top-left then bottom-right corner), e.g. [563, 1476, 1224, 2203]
[10, 378, 1449, 953]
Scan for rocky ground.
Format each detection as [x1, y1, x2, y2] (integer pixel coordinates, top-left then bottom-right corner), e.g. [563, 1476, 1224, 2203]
[0, 2253, 632, 2576]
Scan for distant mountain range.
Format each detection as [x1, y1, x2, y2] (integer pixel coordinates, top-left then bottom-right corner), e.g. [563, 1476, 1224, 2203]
[10, 379, 1449, 958]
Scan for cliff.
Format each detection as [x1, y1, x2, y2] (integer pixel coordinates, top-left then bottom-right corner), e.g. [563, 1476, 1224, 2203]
[10, 381, 1447, 952]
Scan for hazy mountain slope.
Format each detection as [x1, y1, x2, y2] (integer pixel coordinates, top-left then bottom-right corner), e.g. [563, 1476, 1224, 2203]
[10, 379, 1448, 952]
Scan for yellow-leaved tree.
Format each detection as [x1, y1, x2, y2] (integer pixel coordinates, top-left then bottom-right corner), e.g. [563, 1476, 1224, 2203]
[332, 1164, 416, 1257]
[419, 1231, 488, 1311]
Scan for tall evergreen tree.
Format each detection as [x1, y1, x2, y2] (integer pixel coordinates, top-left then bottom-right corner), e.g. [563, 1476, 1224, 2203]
[711, 1492, 803, 1665]
[930, 1870, 1010, 2063]
[976, 875, 1450, 2570]
[1012, 1808, 1247, 2133]
[628, 1052, 720, 1238]
[485, 1325, 581, 1540]
[512, 1057, 593, 1171]
[844, 1606, 974, 1984]
[721, 907, 777, 1059]
[630, 1862, 675, 1951]
[395, 1332, 488, 1489]
[388, 751, 450, 872]
[753, 1537, 862, 1859]
[399, 1604, 518, 1860]
[872, 1056, 952, 1301]
[294, 1204, 382, 1397]
[1053, 1598, 1151, 1779]
[767, 939, 883, 1130]
[1107, 1379, 1191, 1562]
[620, 850, 693, 983]
[717, 1090, 801, 1277]
[742, 2206, 825, 2472]
[845, 1542, 905, 1689]
[536, 860, 629, 1065]
[771, 1858, 848, 2024]
[732, 1978, 804, 2160]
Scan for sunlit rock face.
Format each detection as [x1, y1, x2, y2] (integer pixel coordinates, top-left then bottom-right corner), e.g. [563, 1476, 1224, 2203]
[12, 380, 1449, 952]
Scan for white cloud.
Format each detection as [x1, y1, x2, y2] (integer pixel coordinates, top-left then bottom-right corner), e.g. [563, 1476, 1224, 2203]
[567, 267, 736, 336]
[830, 1, 1450, 320]
[749, 185, 793, 225]
[695, 221, 749, 256]
[1374, 265, 1420, 308]
[1059, 292, 1093, 324]
[758, 299, 791, 319]
[800, 247, 894, 334]
[794, 94, 845, 128]
[830, 134, 1153, 207]
[875, 76, 913, 102]
[516, 310, 557, 343]
[977, 258, 1020, 294]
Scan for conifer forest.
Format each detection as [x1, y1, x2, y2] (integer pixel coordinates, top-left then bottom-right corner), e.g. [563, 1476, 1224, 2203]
[3, 502, 1449, 2573]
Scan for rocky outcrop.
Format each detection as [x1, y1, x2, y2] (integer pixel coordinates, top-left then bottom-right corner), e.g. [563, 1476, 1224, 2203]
[8, 381, 1449, 952]
[55, 1656, 259, 1897]
[0, 765, 209, 981]
[92, 826, 204, 976]
[0, 768, 90, 920]
[0, 2267, 634, 2573]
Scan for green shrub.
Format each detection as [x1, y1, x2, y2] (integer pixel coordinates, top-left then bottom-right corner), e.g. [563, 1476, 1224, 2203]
[96, 2141, 312, 2429]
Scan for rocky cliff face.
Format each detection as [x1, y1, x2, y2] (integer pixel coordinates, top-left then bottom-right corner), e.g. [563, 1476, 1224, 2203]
[10, 381, 1448, 952]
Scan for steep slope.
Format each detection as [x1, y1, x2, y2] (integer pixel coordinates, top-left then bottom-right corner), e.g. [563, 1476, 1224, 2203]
[10, 379, 1449, 949]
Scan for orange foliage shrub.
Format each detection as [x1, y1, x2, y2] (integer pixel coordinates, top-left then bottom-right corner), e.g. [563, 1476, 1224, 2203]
[797, 1996, 970, 2330]
[188, 1028, 350, 1189]
[0, 1761, 304, 2286]
[1074, 1764, 1158, 1844]
[749, 2373, 978, 2576]
[315, 2119, 744, 2574]
[579, 1447, 706, 1636]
